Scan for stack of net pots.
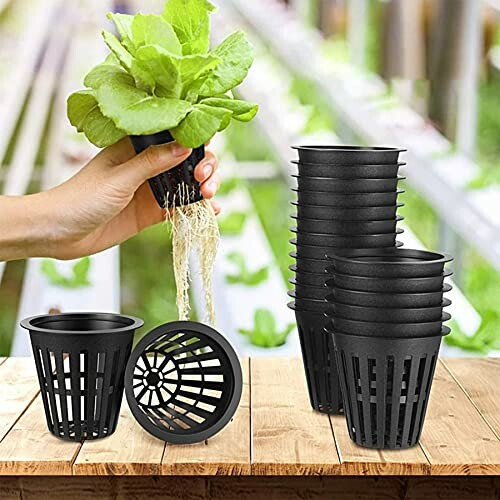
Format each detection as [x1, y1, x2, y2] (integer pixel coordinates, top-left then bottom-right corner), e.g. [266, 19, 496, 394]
[325, 248, 453, 449]
[287, 145, 406, 415]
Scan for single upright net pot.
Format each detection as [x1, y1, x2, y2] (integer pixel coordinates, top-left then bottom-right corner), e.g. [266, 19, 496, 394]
[125, 321, 242, 444]
[130, 130, 205, 208]
[21, 313, 143, 441]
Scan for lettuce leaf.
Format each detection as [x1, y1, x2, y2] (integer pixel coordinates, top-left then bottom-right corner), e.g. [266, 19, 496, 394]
[107, 13, 135, 52]
[84, 61, 134, 89]
[200, 97, 258, 121]
[131, 14, 182, 55]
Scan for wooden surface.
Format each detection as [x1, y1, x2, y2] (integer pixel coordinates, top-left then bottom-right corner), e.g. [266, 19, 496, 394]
[0, 357, 499, 477]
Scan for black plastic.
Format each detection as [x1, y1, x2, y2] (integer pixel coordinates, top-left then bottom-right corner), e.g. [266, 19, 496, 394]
[327, 283, 452, 308]
[290, 278, 328, 300]
[130, 131, 204, 208]
[291, 215, 403, 235]
[290, 266, 328, 286]
[21, 313, 143, 441]
[328, 270, 453, 293]
[328, 249, 453, 278]
[326, 312, 452, 338]
[294, 189, 404, 207]
[291, 202, 403, 221]
[293, 175, 404, 193]
[332, 330, 444, 449]
[328, 298, 451, 323]
[287, 292, 328, 313]
[292, 145, 405, 165]
[124, 321, 242, 444]
[292, 160, 404, 179]
[288, 303, 343, 414]
[290, 253, 330, 274]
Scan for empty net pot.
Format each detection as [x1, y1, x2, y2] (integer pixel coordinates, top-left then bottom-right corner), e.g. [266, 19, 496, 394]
[291, 215, 403, 235]
[125, 321, 242, 444]
[290, 279, 328, 301]
[329, 298, 451, 323]
[292, 145, 405, 165]
[327, 283, 453, 309]
[287, 292, 329, 313]
[290, 265, 328, 287]
[291, 202, 403, 221]
[290, 252, 330, 274]
[130, 131, 204, 208]
[329, 248, 453, 278]
[293, 175, 404, 193]
[292, 160, 405, 179]
[332, 329, 447, 449]
[294, 189, 404, 207]
[288, 302, 343, 414]
[327, 269, 453, 293]
[21, 312, 144, 441]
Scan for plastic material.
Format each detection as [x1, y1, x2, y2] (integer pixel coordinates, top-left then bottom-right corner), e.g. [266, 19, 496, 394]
[290, 278, 328, 300]
[291, 202, 403, 221]
[290, 252, 329, 274]
[289, 303, 343, 414]
[125, 321, 242, 444]
[292, 160, 404, 179]
[287, 291, 328, 312]
[130, 131, 204, 208]
[292, 145, 405, 165]
[293, 175, 404, 193]
[291, 215, 403, 235]
[328, 248, 453, 278]
[327, 283, 452, 308]
[21, 313, 143, 441]
[332, 330, 444, 449]
[290, 265, 328, 286]
[294, 189, 404, 207]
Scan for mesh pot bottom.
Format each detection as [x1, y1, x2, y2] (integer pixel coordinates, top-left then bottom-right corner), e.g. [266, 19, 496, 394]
[332, 331, 442, 449]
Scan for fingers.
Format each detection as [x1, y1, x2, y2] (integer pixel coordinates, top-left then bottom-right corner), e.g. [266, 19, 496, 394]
[211, 199, 221, 215]
[200, 171, 220, 199]
[194, 150, 218, 183]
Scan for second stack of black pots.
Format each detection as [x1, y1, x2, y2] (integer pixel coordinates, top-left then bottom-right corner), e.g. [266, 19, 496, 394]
[288, 145, 406, 415]
[325, 248, 453, 449]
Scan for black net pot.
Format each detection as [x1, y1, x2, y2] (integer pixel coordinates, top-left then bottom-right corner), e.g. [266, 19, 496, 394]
[294, 189, 404, 207]
[292, 145, 405, 165]
[291, 160, 405, 179]
[124, 321, 242, 444]
[326, 283, 453, 309]
[327, 269, 453, 294]
[288, 302, 343, 414]
[287, 293, 329, 314]
[290, 252, 330, 274]
[328, 298, 451, 323]
[331, 330, 448, 449]
[290, 265, 328, 287]
[291, 202, 404, 221]
[291, 215, 403, 235]
[329, 248, 453, 278]
[21, 313, 143, 441]
[290, 279, 328, 301]
[130, 131, 204, 208]
[293, 175, 404, 194]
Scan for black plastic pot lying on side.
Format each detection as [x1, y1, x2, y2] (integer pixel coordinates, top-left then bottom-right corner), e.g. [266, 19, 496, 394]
[130, 131, 204, 208]
[332, 330, 446, 449]
[290, 253, 330, 274]
[328, 270, 453, 294]
[290, 279, 328, 301]
[292, 145, 405, 165]
[293, 175, 404, 194]
[294, 189, 404, 207]
[290, 265, 328, 287]
[291, 202, 403, 221]
[291, 215, 403, 235]
[288, 303, 343, 414]
[292, 160, 404, 179]
[21, 313, 143, 441]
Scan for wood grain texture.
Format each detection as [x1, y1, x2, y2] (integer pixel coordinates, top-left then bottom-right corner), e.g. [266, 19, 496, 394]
[73, 403, 165, 475]
[0, 358, 40, 442]
[0, 397, 80, 475]
[443, 358, 500, 438]
[162, 358, 251, 475]
[419, 360, 500, 475]
[251, 357, 340, 475]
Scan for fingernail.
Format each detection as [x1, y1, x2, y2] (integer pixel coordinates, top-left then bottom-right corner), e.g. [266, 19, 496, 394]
[202, 162, 214, 179]
[173, 144, 191, 157]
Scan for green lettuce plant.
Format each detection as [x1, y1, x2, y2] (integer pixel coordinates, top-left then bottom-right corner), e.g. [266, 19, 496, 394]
[239, 309, 294, 348]
[41, 257, 91, 289]
[225, 251, 269, 286]
[218, 210, 247, 235]
[67, 0, 258, 148]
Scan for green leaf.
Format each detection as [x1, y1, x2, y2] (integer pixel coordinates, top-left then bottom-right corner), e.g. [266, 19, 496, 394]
[200, 97, 258, 121]
[131, 14, 182, 55]
[107, 12, 135, 52]
[198, 31, 254, 97]
[225, 250, 269, 286]
[41, 257, 92, 289]
[83, 62, 134, 89]
[238, 309, 294, 348]
[67, 90, 126, 148]
[254, 309, 276, 334]
[170, 103, 231, 147]
[163, 0, 216, 55]
[218, 177, 242, 196]
[96, 78, 192, 135]
[218, 211, 247, 235]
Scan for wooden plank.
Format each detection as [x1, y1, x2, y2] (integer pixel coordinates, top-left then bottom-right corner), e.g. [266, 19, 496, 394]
[0, 397, 80, 475]
[330, 415, 430, 475]
[0, 358, 40, 442]
[73, 403, 165, 475]
[443, 358, 500, 438]
[251, 357, 340, 475]
[419, 360, 500, 475]
[162, 358, 251, 475]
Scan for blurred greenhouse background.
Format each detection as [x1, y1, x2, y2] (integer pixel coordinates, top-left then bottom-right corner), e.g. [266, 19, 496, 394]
[0, 0, 499, 357]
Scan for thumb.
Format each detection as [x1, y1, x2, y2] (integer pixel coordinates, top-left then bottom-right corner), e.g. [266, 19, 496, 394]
[113, 141, 192, 188]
